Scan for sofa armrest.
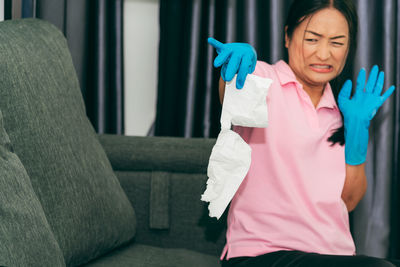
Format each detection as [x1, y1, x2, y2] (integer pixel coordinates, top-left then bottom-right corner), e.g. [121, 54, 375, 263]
[97, 134, 226, 256]
[97, 134, 214, 173]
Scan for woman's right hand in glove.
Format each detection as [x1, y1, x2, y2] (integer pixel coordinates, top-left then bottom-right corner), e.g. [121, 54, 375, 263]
[208, 37, 257, 89]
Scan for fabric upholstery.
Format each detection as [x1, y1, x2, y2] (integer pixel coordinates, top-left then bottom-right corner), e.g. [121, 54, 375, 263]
[150, 171, 170, 229]
[0, 18, 136, 266]
[97, 134, 214, 173]
[115, 171, 226, 256]
[0, 110, 65, 267]
[97, 134, 226, 256]
[83, 243, 220, 267]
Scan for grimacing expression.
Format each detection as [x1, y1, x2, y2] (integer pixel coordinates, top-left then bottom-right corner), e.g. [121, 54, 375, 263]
[285, 8, 349, 89]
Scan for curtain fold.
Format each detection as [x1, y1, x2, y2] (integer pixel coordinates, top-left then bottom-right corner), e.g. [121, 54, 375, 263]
[85, 0, 125, 134]
[155, 0, 400, 259]
[155, 0, 290, 138]
[13, 0, 125, 134]
[351, 0, 398, 258]
[390, 0, 400, 258]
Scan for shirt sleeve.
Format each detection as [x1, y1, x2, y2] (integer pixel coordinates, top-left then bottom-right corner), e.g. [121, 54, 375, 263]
[252, 60, 273, 78]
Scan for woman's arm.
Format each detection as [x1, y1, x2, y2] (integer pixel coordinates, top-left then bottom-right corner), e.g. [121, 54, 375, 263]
[338, 66, 394, 211]
[219, 76, 226, 104]
[341, 163, 367, 212]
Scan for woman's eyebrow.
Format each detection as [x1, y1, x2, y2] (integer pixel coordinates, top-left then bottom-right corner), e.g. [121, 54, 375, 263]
[305, 30, 346, 39]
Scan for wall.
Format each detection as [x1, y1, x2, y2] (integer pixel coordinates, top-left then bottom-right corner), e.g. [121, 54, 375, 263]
[0, 0, 4, 21]
[124, 0, 159, 136]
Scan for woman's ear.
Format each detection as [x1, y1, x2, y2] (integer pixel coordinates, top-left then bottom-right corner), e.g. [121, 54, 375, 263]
[284, 26, 289, 48]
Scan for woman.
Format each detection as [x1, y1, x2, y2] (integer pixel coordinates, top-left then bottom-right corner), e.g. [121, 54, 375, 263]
[208, 0, 398, 266]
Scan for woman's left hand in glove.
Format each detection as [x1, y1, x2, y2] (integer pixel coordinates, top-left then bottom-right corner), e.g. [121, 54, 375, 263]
[338, 65, 396, 165]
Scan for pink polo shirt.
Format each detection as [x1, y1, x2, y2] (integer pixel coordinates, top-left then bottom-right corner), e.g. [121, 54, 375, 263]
[221, 60, 356, 260]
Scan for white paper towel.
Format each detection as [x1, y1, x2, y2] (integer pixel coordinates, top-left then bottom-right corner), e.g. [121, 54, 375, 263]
[220, 74, 272, 129]
[201, 74, 272, 219]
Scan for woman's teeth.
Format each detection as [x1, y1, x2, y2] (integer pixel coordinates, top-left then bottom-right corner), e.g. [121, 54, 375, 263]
[311, 65, 331, 69]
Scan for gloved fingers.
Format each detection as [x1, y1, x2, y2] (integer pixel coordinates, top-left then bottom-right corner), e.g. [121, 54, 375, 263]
[214, 49, 232, 68]
[224, 53, 241, 82]
[247, 45, 257, 73]
[338, 79, 352, 103]
[338, 80, 352, 112]
[208, 37, 224, 52]
[236, 54, 253, 89]
[373, 71, 384, 96]
[380, 85, 396, 104]
[365, 65, 379, 93]
[354, 68, 366, 98]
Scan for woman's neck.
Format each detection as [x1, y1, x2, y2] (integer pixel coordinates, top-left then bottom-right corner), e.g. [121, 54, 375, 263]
[290, 69, 327, 108]
[302, 84, 325, 108]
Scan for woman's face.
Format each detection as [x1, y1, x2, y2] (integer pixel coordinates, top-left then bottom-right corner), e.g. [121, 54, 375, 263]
[285, 8, 349, 89]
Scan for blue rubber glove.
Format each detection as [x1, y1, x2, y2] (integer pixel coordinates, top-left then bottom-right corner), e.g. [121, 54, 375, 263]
[338, 65, 396, 165]
[208, 37, 257, 89]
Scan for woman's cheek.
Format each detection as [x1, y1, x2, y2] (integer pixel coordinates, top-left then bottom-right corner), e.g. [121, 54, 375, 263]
[302, 45, 316, 58]
[334, 47, 349, 61]
[334, 48, 349, 72]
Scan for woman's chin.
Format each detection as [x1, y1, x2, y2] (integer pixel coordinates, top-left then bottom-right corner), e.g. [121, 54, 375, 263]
[308, 74, 335, 86]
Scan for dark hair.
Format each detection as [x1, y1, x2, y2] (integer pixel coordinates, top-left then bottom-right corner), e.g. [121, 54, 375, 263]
[285, 0, 358, 146]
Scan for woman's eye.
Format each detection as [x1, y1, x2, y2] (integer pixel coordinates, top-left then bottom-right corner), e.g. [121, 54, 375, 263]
[305, 39, 318, 42]
[332, 42, 344, 46]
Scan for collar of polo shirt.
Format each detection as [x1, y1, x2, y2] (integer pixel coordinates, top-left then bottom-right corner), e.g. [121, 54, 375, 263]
[274, 60, 339, 110]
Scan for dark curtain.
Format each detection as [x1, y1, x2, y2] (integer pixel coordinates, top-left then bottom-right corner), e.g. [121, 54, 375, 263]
[155, 0, 400, 260]
[155, 0, 290, 138]
[10, 0, 125, 134]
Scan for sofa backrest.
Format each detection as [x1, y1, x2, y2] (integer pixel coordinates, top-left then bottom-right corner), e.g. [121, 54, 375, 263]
[0, 18, 136, 266]
[0, 110, 65, 266]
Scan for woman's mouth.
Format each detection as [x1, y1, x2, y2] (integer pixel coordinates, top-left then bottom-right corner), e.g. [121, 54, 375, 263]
[310, 64, 333, 73]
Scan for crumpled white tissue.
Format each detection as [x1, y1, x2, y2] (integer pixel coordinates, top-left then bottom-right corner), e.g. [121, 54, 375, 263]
[220, 75, 272, 129]
[201, 74, 272, 219]
[201, 129, 251, 218]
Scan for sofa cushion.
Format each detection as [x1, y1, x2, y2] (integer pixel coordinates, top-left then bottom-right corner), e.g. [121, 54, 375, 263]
[83, 243, 220, 267]
[0, 110, 65, 266]
[0, 18, 136, 266]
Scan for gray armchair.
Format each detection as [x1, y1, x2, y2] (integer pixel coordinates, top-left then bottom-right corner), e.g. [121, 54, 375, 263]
[0, 18, 225, 267]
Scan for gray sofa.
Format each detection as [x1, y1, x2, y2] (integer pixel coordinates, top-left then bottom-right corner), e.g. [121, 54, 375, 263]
[0, 18, 225, 266]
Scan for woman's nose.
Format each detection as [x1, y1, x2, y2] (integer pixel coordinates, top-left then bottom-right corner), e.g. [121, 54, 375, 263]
[316, 43, 331, 60]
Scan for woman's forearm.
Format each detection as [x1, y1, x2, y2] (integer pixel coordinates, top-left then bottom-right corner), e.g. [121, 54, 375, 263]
[341, 163, 367, 212]
[219, 76, 226, 104]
